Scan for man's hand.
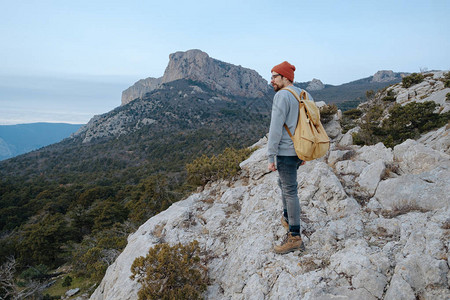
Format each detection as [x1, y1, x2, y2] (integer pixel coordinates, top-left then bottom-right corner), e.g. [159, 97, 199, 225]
[268, 162, 277, 172]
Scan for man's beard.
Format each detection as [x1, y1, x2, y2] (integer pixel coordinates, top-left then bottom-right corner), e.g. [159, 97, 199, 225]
[272, 84, 281, 91]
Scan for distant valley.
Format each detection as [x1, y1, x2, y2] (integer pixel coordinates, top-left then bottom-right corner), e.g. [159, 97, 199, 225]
[0, 122, 83, 160]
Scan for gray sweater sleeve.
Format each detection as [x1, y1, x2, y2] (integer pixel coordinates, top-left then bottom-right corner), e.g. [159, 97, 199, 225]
[267, 91, 290, 163]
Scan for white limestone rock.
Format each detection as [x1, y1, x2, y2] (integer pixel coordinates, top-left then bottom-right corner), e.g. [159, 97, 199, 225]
[394, 138, 450, 174]
[356, 159, 385, 196]
[334, 160, 368, 175]
[90, 128, 450, 300]
[385, 274, 416, 300]
[365, 216, 401, 240]
[337, 132, 353, 147]
[329, 239, 389, 299]
[306, 78, 325, 91]
[375, 166, 450, 211]
[327, 149, 351, 166]
[66, 288, 80, 297]
[338, 126, 360, 147]
[418, 124, 450, 155]
[394, 254, 449, 295]
[121, 77, 162, 105]
[391, 71, 450, 114]
[355, 142, 394, 164]
[371, 70, 401, 83]
[324, 119, 342, 139]
[239, 146, 269, 180]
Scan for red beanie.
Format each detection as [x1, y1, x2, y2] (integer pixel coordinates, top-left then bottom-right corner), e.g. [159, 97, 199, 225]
[271, 61, 296, 82]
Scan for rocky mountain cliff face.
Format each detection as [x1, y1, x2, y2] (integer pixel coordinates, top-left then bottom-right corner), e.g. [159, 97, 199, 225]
[91, 72, 450, 299]
[72, 78, 272, 144]
[306, 78, 325, 91]
[121, 50, 270, 105]
[91, 127, 449, 300]
[296, 70, 406, 107]
[371, 70, 405, 83]
[387, 71, 450, 113]
[338, 71, 450, 149]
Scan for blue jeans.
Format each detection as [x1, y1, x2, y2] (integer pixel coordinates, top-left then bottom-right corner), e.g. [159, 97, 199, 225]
[276, 156, 303, 233]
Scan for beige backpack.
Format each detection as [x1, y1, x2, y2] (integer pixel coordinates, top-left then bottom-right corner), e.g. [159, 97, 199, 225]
[282, 87, 330, 161]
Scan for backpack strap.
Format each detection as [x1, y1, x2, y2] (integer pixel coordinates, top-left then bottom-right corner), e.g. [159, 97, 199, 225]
[283, 124, 294, 139]
[282, 87, 305, 139]
[283, 87, 310, 102]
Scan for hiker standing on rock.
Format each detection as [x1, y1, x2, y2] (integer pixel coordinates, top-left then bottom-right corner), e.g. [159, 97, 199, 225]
[267, 61, 310, 254]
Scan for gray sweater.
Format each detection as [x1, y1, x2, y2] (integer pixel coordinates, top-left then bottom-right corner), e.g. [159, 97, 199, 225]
[267, 86, 313, 163]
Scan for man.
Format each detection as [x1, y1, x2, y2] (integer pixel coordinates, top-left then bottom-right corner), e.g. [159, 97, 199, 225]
[268, 61, 310, 254]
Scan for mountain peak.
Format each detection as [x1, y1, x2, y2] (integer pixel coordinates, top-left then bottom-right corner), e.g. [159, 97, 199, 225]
[121, 49, 270, 105]
[306, 78, 324, 91]
[370, 70, 403, 83]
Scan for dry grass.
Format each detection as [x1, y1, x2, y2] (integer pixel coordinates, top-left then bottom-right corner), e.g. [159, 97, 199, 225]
[201, 198, 215, 204]
[441, 219, 450, 230]
[153, 223, 166, 238]
[382, 163, 400, 179]
[225, 202, 241, 217]
[298, 255, 330, 273]
[381, 200, 429, 218]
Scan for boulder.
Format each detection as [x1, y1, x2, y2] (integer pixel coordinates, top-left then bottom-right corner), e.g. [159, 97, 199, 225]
[327, 149, 355, 166]
[418, 125, 450, 155]
[355, 142, 394, 164]
[239, 146, 269, 180]
[66, 288, 80, 297]
[334, 160, 368, 175]
[324, 119, 342, 139]
[385, 274, 416, 300]
[375, 166, 450, 211]
[338, 127, 359, 147]
[394, 139, 450, 174]
[356, 159, 385, 196]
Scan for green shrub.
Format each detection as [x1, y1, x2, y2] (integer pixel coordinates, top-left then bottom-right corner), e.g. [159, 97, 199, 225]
[352, 101, 449, 148]
[72, 223, 131, 282]
[382, 89, 396, 102]
[186, 147, 254, 186]
[340, 108, 363, 133]
[125, 175, 176, 225]
[343, 108, 363, 119]
[19, 264, 49, 282]
[19, 213, 68, 267]
[444, 72, 450, 88]
[130, 241, 208, 300]
[352, 106, 385, 146]
[402, 73, 424, 88]
[320, 104, 338, 123]
[365, 90, 375, 100]
[62, 276, 72, 287]
[381, 101, 449, 147]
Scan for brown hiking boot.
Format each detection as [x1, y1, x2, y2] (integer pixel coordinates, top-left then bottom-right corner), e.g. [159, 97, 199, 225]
[281, 215, 289, 230]
[274, 233, 306, 254]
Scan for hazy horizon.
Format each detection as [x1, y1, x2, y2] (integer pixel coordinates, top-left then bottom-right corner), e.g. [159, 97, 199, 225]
[1, 0, 449, 125]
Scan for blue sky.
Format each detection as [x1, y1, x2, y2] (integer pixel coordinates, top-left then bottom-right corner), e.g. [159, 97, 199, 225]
[1, 0, 449, 124]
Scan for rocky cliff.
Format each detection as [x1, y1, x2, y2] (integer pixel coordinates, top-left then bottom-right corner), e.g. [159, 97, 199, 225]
[388, 71, 450, 113]
[306, 78, 325, 91]
[91, 124, 449, 299]
[121, 50, 270, 105]
[371, 70, 405, 83]
[72, 78, 272, 144]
